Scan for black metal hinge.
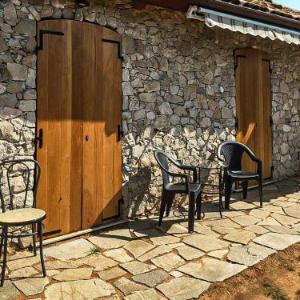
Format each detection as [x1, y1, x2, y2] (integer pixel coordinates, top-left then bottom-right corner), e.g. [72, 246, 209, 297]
[270, 116, 273, 126]
[38, 30, 64, 51]
[102, 38, 123, 60]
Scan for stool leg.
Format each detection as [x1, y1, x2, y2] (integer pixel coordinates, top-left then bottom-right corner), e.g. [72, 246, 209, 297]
[38, 222, 46, 277]
[0, 228, 3, 258]
[32, 224, 37, 256]
[242, 181, 248, 199]
[1, 226, 8, 287]
[196, 192, 202, 220]
[188, 192, 195, 232]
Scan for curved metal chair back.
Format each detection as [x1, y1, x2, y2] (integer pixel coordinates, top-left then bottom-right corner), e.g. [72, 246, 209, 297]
[217, 141, 254, 171]
[154, 150, 173, 186]
[0, 159, 41, 212]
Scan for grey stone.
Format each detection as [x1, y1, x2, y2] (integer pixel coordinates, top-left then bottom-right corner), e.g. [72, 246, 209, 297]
[0, 120, 19, 142]
[0, 37, 8, 53]
[45, 239, 96, 260]
[157, 277, 210, 300]
[139, 93, 156, 103]
[45, 279, 115, 299]
[132, 269, 170, 287]
[179, 258, 246, 282]
[253, 233, 300, 250]
[4, 3, 17, 26]
[158, 102, 173, 115]
[15, 20, 36, 37]
[7, 63, 27, 81]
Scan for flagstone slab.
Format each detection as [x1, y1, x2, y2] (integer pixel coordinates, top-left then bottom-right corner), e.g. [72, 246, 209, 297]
[245, 225, 269, 235]
[157, 277, 210, 300]
[257, 217, 282, 226]
[132, 269, 170, 287]
[76, 254, 118, 271]
[170, 270, 184, 278]
[262, 205, 284, 214]
[114, 277, 147, 296]
[201, 219, 240, 229]
[151, 252, 185, 272]
[45, 239, 96, 261]
[160, 223, 188, 235]
[227, 244, 275, 266]
[253, 233, 300, 250]
[7, 255, 41, 271]
[39, 260, 82, 271]
[88, 234, 128, 250]
[98, 266, 127, 281]
[138, 245, 172, 262]
[150, 235, 181, 246]
[178, 258, 246, 282]
[211, 226, 237, 235]
[183, 234, 229, 252]
[124, 240, 155, 258]
[176, 245, 205, 260]
[103, 248, 134, 263]
[13, 277, 49, 296]
[271, 213, 299, 225]
[230, 201, 257, 210]
[44, 279, 115, 299]
[192, 224, 220, 237]
[9, 266, 38, 279]
[0, 280, 21, 299]
[231, 215, 260, 226]
[273, 200, 295, 208]
[223, 230, 256, 245]
[249, 209, 270, 219]
[265, 225, 299, 235]
[120, 261, 156, 275]
[221, 211, 246, 218]
[284, 204, 300, 219]
[125, 289, 164, 300]
[52, 268, 93, 281]
[208, 249, 228, 259]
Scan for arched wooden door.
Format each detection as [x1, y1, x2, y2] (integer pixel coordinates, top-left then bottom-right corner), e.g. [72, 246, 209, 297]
[235, 48, 273, 180]
[36, 20, 122, 237]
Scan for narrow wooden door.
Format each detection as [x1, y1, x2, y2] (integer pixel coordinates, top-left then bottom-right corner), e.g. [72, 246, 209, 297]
[37, 20, 122, 236]
[235, 48, 272, 179]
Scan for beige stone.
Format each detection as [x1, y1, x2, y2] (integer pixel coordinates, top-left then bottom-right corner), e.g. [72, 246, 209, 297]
[9, 266, 38, 279]
[53, 268, 93, 281]
[284, 204, 300, 218]
[179, 258, 246, 282]
[76, 254, 118, 271]
[183, 234, 229, 252]
[253, 233, 300, 250]
[125, 289, 164, 300]
[231, 215, 260, 226]
[245, 225, 269, 235]
[114, 277, 146, 296]
[98, 266, 127, 281]
[13, 277, 49, 296]
[223, 230, 256, 245]
[176, 245, 205, 260]
[124, 240, 155, 258]
[44, 279, 115, 299]
[120, 261, 156, 275]
[208, 249, 228, 259]
[151, 252, 185, 272]
[150, 235, 180, 246]
[249, 209, 270, 219]
[157, 277, 210, 300]
[138, 245, 172, 262]
[132, 269, 170, 287]
[104, 248, 133, 263]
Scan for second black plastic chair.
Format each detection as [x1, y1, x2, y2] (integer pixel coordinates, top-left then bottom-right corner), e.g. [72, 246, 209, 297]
[154, 150, 201, 232]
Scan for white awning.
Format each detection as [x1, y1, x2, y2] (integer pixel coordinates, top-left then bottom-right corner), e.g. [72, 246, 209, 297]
[187, 6, 300, 45]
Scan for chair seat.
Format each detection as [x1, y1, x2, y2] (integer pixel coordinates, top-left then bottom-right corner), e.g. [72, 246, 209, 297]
[0, 208, 46, 225]
[166, 183, 201, 194]
[228, 170, 259, 179]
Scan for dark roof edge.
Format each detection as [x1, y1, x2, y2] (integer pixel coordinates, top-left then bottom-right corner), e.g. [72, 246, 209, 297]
[190, 0, 300, 32]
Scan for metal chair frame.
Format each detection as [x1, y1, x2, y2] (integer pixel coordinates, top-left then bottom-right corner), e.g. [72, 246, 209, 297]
[0, 159, 46, 286]
[217, 141, 263, 209]
[154, 150, 201, 232]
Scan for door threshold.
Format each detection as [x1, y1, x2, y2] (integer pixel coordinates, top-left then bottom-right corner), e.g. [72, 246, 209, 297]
[41, 219, 128, 247]
[232, 179, 280, 193]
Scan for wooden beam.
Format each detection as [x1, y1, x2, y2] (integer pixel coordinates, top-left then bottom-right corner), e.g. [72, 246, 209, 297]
[190, 0, 300, 31]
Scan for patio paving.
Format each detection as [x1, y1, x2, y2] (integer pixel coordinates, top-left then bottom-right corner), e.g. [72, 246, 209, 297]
[1, 177, 300, 299]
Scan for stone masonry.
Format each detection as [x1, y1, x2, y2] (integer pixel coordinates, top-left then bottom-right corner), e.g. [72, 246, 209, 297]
[0, 0, 299, 216]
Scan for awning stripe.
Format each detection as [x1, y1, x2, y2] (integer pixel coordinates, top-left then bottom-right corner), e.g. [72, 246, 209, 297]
[187, 6, 300, 45]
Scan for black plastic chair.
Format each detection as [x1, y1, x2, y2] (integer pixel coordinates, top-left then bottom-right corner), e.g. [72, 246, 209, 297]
[217, 142, 263, 209]
[154, 150, 201, 232]
[0, 159, 46, 286]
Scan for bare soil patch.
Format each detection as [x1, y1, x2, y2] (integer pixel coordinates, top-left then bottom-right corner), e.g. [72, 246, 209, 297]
[200, 243, 300, 300]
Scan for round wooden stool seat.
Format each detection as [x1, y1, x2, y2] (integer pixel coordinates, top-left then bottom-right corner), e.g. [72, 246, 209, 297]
[0, 208, 46, 226]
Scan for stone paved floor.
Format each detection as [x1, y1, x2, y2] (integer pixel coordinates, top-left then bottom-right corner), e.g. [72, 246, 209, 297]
[1, 178, 300, 300]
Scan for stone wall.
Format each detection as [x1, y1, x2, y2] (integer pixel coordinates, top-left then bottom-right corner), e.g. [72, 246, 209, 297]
[0, 0, 299, 217]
